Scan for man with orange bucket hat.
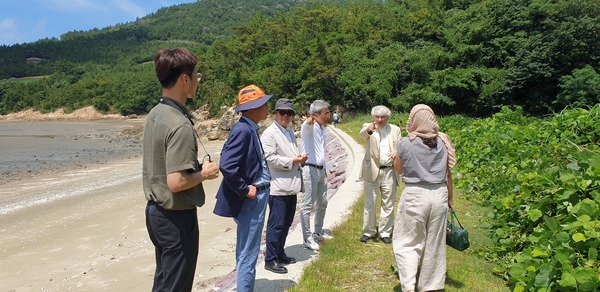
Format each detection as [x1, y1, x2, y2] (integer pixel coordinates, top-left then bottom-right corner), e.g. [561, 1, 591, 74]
[214, 84, 272, 292]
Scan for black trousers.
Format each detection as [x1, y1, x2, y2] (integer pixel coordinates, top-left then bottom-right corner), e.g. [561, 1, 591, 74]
[265, 195, 297, 262]
[146, 201, 198, 292]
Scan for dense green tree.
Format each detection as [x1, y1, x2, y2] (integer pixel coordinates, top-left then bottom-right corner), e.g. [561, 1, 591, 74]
[1, 0, 600, 117]
[556, 65, 600, 109]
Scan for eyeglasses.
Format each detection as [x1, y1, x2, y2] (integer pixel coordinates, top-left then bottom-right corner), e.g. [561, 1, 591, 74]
[187, 72, 202, 82]
[278, 110, 295, 117]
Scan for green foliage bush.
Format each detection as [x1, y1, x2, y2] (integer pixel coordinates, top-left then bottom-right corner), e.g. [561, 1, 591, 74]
[2, 0, 600, 117]
[443, 105, 600, 291]
[556, 66, 600, 109]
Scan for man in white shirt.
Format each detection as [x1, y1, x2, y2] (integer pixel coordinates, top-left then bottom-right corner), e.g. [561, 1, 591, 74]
[299, 100, 331, 251]
[359, 105, 401, 244]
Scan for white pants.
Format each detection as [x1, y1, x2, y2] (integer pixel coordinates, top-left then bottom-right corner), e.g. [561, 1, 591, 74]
[393, 183, 448, 292]
[300, 166, 328, 240]
[363, 168, 397, 237]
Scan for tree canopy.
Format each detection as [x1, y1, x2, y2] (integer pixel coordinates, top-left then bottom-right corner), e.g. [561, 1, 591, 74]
[0, 0, 599, 117]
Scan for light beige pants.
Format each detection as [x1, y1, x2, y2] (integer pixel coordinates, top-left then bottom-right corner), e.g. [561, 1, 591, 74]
[363, 168, 397, 237]
[392, 183, 448, 292]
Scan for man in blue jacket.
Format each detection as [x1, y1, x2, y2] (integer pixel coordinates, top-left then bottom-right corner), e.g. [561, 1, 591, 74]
[213, 84, 272, 292]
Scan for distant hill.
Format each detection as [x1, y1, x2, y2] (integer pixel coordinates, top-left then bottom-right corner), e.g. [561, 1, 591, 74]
[1, 0, 599, 118]
[0, 0, 310, 79]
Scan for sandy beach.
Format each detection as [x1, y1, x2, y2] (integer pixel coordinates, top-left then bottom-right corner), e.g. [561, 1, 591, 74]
[0, 119, 364, 291]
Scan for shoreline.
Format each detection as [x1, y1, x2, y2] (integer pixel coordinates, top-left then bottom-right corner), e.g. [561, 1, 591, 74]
[0, 117, 364, 291]
[0, 119, 144, 186]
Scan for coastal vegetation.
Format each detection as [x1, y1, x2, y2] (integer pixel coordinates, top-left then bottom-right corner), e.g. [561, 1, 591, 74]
[1, 0, 599, 117]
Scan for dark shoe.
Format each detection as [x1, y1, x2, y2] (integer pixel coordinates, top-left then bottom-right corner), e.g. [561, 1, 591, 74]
[360, 235, 372, 243]
[265, 260, 288, 274]
[380, 237, 392, 244]
[278, 256, 296, 264]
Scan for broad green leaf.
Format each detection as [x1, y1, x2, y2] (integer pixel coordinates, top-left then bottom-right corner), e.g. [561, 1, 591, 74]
[590, 190, 600, 201]
[559, 172, 577, 183]
[566, 162, 580, 170]
[576, 214, 591, 223]
[543, 216, 560, 231]
[589, 247, 598, 261]
[572, 233, 586, 242]
[575, 199, 599, 216]
[579, 179, 592, 190]
[555, 252, 575, 272]
[527, 208, 543, 221]
[555, 232, 570, 243]
[559, 272, 577, 288]
[573, 267, 599, 290]
[565, 221, 583, 231]
[509, 263, 526, 281]
[531, 247, 549, 258]
[528, 233, 540, 243]
[574, 267, 596, 283]
[534, 263, 554, 287]
[556, 189, 576, 200]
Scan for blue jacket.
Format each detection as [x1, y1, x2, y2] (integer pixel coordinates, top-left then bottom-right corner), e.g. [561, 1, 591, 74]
[213, 117, 265, 217]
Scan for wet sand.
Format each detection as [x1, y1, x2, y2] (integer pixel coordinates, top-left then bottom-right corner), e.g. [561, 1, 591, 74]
[0, 120, 239, 291]
[0, 120, 144, 186]
[0, 120, 363, 291]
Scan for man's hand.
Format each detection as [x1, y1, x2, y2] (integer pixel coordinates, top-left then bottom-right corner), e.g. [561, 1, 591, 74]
[200, 160, 220, 180]
[247, 185, 257, 200]
[293, 153, 309, 165]
[367, 122, 376, 135]
[306, 115, 316, 125]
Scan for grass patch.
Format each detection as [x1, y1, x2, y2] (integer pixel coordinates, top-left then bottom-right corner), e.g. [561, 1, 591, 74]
[289, 116, 509, 292]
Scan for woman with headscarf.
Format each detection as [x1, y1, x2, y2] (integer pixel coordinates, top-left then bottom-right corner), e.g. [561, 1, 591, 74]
[392, 104, 456, 292]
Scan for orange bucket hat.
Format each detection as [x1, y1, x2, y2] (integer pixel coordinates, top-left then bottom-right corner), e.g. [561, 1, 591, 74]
[235, 84, 272, 114]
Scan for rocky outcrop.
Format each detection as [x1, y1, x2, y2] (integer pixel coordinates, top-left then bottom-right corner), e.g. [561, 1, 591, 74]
[193, 105, 307, 141]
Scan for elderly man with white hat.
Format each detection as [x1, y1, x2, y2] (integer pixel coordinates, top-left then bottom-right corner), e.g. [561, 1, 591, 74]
[214, 84, 273, 292]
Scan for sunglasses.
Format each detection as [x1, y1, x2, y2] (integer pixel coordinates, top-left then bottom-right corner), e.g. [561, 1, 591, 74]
[278, 110, 295, 117]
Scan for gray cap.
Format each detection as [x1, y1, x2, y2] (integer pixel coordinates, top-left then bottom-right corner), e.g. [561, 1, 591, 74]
[274, 98, 295, 113]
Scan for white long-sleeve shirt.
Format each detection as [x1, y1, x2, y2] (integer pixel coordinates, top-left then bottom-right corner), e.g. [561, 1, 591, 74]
[300, 121, 326, 167]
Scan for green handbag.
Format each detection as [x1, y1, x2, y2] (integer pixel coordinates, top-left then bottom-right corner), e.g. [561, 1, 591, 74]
[446, 208, 470, 251]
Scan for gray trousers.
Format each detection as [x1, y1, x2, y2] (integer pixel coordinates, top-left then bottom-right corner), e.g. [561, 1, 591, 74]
[300, 165, 328, 241]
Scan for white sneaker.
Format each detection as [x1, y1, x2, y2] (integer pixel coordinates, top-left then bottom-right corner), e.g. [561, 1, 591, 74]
[314, 231, 334, 241]
[303, 237, 320, 251]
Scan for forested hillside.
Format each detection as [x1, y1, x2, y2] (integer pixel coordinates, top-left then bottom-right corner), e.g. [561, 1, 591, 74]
[0, 0, 599, 117]
[0, 0, 308, 79]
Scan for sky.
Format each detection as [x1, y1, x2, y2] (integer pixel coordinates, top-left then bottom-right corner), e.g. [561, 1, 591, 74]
[0, 0, 197, 46]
